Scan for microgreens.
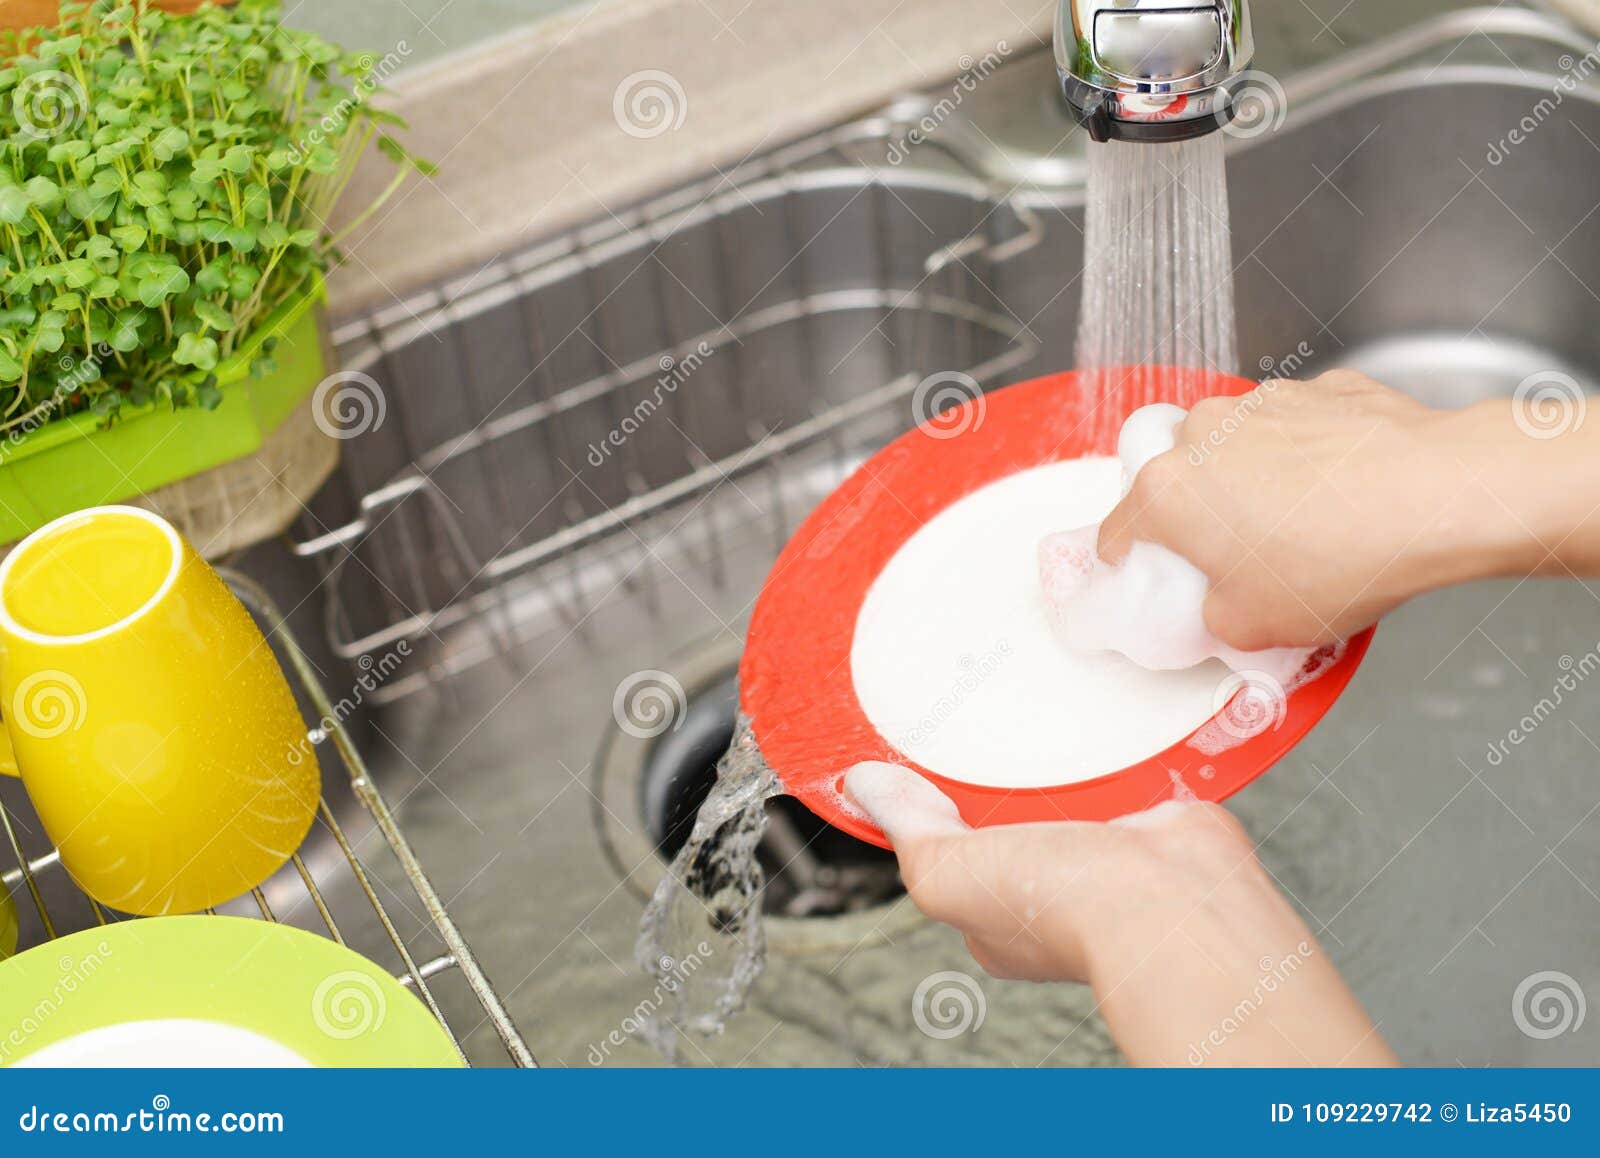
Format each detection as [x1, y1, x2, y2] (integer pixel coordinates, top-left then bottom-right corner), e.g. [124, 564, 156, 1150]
[0, 0, 430, 434]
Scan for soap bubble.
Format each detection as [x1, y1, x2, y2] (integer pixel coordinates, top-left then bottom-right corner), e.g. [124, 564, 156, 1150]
[1513, 970, 1586, 1040]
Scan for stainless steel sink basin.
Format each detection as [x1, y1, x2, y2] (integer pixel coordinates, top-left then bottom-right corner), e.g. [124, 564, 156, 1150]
[248, 8, 1600, 1065]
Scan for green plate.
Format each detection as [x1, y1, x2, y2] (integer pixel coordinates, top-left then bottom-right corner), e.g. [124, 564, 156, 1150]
[0, 916, 464, 1068]
[0, 887, 15, 961]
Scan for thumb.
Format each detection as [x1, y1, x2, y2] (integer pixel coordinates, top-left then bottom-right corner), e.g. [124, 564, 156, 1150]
[1096, 494, 1139, 565]
[844, 762, 987, 923]
[1098, 454, 1185, 565]
[844, 761, 968, 846]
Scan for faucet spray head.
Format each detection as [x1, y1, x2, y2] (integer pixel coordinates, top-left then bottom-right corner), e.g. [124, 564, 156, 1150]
[1056, 0, 1255, 143]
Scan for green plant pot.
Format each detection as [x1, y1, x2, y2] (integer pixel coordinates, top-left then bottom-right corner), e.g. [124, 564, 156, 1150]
[0, 278, 329, 546]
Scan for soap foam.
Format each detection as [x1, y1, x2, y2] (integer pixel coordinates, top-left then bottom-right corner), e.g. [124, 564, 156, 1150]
[1186, 642, 1345, 756]
[843, 761, 970, 840]
[850, 459, 1230, 790]
[1039, 403, 1316, 689]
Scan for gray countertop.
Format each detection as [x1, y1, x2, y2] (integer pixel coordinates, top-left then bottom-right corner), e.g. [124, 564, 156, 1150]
[289, 0, 1478, 74]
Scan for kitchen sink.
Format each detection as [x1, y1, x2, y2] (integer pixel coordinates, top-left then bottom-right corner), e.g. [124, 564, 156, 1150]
[203, 7, 1600, 1065]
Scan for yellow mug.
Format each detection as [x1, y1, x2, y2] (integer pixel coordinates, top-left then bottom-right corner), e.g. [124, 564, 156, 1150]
[0, 506, 319, 916]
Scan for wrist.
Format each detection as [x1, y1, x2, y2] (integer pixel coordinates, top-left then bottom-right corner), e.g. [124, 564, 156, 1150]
[1083, 901, 1387, 1067]
[1401, 401, 1559, 592]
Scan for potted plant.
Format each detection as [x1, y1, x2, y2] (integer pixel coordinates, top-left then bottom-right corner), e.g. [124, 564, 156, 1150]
[0, 0, 429, 549]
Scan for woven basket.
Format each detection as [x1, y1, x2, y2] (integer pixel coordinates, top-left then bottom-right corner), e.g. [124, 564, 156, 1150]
[121, 393, 341, 560]
[0, 395, 339, 562]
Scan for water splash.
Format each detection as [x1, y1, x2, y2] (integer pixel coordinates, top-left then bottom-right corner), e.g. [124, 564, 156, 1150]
[1076, 135, 1239, 445]
[634, 716, 780, 1062]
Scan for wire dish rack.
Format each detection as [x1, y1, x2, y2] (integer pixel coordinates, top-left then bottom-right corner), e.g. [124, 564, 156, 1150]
[285, 116, 1050, 696]
[0, 100, 1054, 1072]
[0, 571, 536, 1068]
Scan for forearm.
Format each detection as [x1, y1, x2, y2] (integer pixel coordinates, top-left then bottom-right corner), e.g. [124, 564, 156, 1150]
[1087, 873, 1396, 1067]
[1425, 399, 1600, 586]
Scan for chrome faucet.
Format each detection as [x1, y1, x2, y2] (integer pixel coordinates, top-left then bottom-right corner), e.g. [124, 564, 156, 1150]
[1055, 0, 1255, 142]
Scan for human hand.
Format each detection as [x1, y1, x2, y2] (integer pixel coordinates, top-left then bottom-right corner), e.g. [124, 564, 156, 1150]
[1095, 370, 1569, 651]
[846, 761, 1394, 1067]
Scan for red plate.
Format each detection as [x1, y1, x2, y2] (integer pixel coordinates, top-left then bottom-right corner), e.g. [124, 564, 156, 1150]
[740, 368, 1374, 848]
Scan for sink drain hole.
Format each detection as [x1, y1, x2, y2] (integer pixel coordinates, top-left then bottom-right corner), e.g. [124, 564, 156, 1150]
[640, 672, 905, 919]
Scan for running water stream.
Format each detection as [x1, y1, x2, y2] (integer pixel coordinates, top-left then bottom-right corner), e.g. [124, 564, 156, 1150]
[633, 133, 1242, 1063]
[1076, 135, 1239, 445]
[634, 718, 779, 1062]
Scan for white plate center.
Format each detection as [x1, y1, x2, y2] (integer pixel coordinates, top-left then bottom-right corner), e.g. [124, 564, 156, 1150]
[13, 1019, 313, 1068]
[850, 458, 1227, 789]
